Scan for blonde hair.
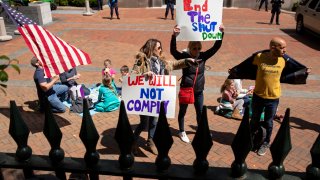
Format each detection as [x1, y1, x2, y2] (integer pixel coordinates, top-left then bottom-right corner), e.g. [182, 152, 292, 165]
[102, 75, 113, 90]
[220, 79, 234, 93]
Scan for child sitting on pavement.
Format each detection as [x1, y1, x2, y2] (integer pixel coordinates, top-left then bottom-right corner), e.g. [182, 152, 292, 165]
[102, 59, 116, 79]
[218, 79, 244, 120]
[117, 65, 130, 96]
[95, 71, 120, 112]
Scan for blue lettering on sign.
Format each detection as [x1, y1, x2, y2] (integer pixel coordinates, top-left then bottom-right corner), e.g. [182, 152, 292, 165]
[140, 88, 165, 100]
[126, 99, 170, 114]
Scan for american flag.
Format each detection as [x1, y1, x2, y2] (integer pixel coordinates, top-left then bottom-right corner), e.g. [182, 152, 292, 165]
[0, 1, 91, 78]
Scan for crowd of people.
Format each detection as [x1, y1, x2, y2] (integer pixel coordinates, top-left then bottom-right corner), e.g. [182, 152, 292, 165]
[31, 6, 311, 157]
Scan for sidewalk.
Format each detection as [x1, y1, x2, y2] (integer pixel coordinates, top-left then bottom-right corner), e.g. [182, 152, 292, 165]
[1, 7, 319, 178]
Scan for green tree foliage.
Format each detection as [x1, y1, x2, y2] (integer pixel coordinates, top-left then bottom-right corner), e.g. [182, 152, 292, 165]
[57, 0, 98, 7]
[0, 55, 20, 94]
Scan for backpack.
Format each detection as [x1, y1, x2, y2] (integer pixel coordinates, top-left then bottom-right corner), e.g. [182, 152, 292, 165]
[69, 85, 93, 113]
[215, 99, 234, 118]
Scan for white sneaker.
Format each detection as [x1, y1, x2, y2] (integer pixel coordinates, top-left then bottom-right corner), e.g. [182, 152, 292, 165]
[179, 131, 190, 143]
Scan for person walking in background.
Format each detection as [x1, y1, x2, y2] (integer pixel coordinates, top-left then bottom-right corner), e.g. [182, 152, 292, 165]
[108, 0, 120, 20]
[97, 0, 103, 10]
[269, 0, 284, 25]
[164, 0, 175, 20]
[131, 39, 196, 154]
[170, 24, 225, 143]
[258, 0, 269, 11]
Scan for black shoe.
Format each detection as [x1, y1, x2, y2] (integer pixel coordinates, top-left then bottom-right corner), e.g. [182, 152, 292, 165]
[276, 23, 280, 25]
[117, 16, 120, 19]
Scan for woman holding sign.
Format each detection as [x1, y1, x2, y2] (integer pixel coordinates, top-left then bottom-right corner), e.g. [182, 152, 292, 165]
[131, 38, 196, 155]
[170, 24, 225, 143]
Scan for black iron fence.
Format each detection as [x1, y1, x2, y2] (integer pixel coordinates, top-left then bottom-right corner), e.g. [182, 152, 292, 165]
[0, 99, 319, 180]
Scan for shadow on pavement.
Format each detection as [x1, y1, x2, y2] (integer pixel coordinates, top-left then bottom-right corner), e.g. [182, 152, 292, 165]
[256, 22, 270, 24]
[280, 29, 320, 51]
[289, 116, 320, 133]
[0, 106, 71, 134]
[98, 127, 149, 157]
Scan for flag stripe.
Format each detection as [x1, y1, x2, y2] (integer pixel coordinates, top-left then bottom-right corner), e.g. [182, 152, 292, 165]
[55, 36, 79, 68]
[32, 25, 62, 76]
[42, 27, 70, 71]
[23, 26, 52, 77]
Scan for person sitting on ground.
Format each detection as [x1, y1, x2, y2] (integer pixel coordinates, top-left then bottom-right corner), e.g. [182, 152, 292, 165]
[31, 57, 68, 113]
[102, 59, 116, 79]
[59, 67, 90, 99]
[219, 79, 244, 120]
[117, 65, 130, 96]
[94, 72, 120, 112]
[59, 67, 80, 88]
[233, 79, 253, 107]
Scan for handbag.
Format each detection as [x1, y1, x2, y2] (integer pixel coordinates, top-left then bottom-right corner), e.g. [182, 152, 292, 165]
[178, 67, 198, 104]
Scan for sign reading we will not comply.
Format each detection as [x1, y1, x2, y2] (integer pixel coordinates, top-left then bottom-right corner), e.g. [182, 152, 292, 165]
[176, 0, 223, 41]
[121, 75, 177, 118]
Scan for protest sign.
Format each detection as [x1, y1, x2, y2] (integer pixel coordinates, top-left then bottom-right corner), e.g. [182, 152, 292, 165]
[122, 75, 177, 118]
[176, 0, 223, 41]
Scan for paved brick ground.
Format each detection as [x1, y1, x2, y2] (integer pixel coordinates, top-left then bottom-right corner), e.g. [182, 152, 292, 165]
[0, 7, 320, 179]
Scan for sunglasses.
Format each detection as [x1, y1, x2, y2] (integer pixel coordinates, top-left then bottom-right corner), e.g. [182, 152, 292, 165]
[192, 47, 201, 50]
[157, 46, 162, 50]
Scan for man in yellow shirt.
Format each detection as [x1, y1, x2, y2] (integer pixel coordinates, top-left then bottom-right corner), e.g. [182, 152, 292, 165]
[228, 37, 311, 156]
[251, 37, 287, 156]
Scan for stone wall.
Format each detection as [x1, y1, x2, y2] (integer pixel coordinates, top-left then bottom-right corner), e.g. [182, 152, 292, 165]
[1, 2, 52, 25]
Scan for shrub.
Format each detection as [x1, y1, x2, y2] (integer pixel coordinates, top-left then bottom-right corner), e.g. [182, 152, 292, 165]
[64, 0, 98, 7]
[0, 55, 20, 94]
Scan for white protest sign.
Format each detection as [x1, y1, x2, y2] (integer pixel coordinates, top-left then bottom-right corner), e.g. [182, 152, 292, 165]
[176, 0, 223, 41]
[122, 75, 177, 118]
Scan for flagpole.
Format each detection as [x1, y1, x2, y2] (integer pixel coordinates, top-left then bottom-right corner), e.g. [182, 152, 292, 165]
[83, 0, 94, 16]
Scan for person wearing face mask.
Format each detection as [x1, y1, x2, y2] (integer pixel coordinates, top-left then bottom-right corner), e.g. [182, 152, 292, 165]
[131, 38, 196, 155]
[170, 24, 225, 143]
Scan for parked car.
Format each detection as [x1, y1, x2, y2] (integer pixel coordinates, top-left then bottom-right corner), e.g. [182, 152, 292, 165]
[295, 0, 320, 34]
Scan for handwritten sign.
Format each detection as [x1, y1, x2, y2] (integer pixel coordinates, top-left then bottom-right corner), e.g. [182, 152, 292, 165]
[176, 0, 223, 41]
[122, 75, 177, 118]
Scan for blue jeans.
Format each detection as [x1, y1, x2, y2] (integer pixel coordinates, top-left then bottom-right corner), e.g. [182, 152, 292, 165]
[178, 91, 204, 132]
[251, 93, 279, 144]
[134, 115, 158, 140]
[48, 84, 68, 113]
